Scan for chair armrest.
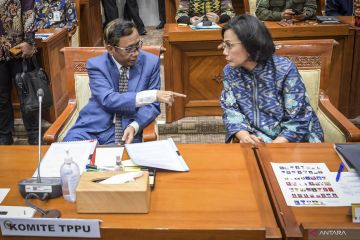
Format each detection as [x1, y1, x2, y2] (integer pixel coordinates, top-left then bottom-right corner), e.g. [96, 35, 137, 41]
[319, 90, 360, 142]
[43, 100, 77, 144]
[142, 121, 158, 142]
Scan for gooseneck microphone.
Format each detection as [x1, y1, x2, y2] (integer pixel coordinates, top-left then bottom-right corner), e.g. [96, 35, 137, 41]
[18, 88, 62, 200]
[37, 88, 44, 183]
[202, 0, 212, 26]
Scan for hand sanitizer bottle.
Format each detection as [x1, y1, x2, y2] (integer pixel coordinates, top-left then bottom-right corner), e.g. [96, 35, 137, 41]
[60, 149, 80, 202]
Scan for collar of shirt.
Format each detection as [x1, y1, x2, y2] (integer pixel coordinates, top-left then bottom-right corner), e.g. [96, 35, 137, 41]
[111, 55, 130, 78]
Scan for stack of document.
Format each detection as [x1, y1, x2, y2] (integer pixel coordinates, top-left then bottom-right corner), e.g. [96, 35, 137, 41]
[33, 140, 97, 178]
[125, 138, 189, 171]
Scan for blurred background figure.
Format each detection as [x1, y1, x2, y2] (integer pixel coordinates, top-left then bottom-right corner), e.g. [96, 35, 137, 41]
[157, 0, 166, 29]
[256, 0, 317, 21]
[326, 0, 353, 16]
[175, 0, 235, 25]
[124, 0, 147, 35]
[0, 0, 39, 145]
[101, 0, 119, 27]
[34, 0, 77, 32]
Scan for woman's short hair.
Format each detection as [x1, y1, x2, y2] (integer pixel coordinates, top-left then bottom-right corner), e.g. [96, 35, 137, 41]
[222, 15, 275, 64]
[104, 19, 136, 47]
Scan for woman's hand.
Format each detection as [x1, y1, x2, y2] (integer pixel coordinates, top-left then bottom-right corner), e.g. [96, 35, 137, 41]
[14, 42, 35, 58]
[206, 12, 220, 23]
[235, 130, 263, 144]
[272, 136, 289, 143]
[156, 90, 186, 106]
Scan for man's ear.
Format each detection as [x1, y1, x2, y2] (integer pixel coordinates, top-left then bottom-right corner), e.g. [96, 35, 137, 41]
[106, 45, 114, 54]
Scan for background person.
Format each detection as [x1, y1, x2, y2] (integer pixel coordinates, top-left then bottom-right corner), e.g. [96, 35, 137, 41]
[175, 0, 235, 25]
[326, 0, 354, 16]
[255, 0, 317, 21]
[0, 0, 39, 145]
[34, 0, 77, 32]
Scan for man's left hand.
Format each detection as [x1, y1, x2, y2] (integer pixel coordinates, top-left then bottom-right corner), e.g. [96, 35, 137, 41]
[14, 42, 35, 58]
[122, 125, 135, 144]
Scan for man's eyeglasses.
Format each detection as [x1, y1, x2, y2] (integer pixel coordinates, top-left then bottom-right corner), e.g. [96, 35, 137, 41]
[220, 41, 242, 51]
[114, 40, 143, 54]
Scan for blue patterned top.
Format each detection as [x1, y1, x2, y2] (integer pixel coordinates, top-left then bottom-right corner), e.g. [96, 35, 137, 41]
[220, 55, 324, 143]
[34, 0, 77, 31]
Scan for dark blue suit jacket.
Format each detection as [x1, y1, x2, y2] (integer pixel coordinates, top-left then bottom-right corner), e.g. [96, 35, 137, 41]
[64, 50, 161, 144]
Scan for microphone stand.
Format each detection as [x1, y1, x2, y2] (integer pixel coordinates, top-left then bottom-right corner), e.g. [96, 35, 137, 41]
[202, 0, 212, 26]
[18, 88, 62, 200]
[37, 89, 43, 183]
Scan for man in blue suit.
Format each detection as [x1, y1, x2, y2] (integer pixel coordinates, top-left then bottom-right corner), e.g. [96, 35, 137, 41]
[64, 20, 185, 144]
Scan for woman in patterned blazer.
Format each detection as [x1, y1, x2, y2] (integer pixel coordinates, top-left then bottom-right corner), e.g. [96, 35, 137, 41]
[176, 0, 235, 25]
[220, 15, 323, 144]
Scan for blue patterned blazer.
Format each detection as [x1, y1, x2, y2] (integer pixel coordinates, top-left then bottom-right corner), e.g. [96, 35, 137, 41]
[220, 55, 324, 143]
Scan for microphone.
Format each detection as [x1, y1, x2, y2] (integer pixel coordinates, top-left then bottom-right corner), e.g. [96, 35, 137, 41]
[36, 89, 43, 183]
[202, 0, 212, 26]
[18, 88, 62, 200]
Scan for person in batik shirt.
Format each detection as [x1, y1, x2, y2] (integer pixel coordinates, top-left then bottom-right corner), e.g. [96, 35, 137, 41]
[176, 0, 235, 25]
[220, 15, 324, 144]
[34, 0, 77, 32]
[0, 0, 39, 145]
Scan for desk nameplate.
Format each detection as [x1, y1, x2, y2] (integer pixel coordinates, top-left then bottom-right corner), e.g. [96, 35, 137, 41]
[0, 218, 101, 238]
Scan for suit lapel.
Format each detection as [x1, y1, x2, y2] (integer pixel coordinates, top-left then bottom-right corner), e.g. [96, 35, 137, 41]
[106, 53, 120, 90]
[129, 52, 144, 91]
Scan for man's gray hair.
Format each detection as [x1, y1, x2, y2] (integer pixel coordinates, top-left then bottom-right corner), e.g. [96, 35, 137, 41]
[103, 19, 136, 46]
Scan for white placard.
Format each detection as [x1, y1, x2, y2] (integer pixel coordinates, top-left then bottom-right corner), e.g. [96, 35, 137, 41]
[0, 189, 10, 204]
[0, 218, 101, 238]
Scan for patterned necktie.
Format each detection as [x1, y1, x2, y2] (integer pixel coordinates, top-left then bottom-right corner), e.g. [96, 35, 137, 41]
[114, 66, 128, 144]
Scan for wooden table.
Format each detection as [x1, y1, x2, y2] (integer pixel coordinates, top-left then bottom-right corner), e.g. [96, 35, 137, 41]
[79, 0, 103, 47]
[11, 28, 69, 122]
[0, 144, 281, 240]
[254, 143, 360, 240]
[163, 21, 354, 122]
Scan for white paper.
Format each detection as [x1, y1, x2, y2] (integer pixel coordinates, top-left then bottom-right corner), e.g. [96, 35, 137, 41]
[190, 22, 221, 29]
[271, 162, 348, 207]
[33, 140, 97, 178]
[0, 189, 10, 204]
[329, 172, 360, 204]
[0, 206, 36, 218]
[125, 138, 189, 171]
[95, 147, 124, 168]
[34, 33, 53, 40]
[98, 172, 143, 184]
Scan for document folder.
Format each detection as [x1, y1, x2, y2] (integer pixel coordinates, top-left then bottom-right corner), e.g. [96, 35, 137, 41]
[334, 144, 360, 174]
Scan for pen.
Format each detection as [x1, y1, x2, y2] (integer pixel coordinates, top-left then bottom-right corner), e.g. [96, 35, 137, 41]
[336, 162, 344, 182]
